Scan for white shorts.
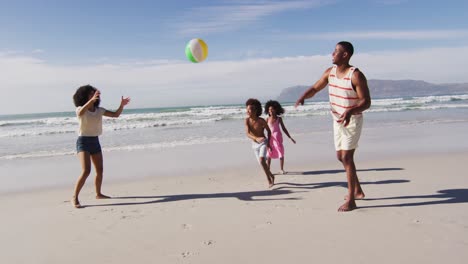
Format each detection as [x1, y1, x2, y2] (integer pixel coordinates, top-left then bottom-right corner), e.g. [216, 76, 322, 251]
[333, 115, 363, 151]
[252, 138, 268, 161]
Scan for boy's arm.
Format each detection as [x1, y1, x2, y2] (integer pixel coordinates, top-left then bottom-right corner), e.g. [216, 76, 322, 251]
[295, 67, 331, 107]
[338, 70, 371, 126]
[104, 96, 131, 118]
[262, 119, 272, 149]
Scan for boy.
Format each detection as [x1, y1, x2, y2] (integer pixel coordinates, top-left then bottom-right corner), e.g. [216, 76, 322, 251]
[245, 98, 275, 188]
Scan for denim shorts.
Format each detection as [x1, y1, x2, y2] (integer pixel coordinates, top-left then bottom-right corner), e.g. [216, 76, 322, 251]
[76, 136, 102, 154]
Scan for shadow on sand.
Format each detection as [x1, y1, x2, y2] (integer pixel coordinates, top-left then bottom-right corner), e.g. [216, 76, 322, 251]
[273, 179, 409, 191]
[286, 167, 404, 176]
[81, 167, 412, 209]
[358, 189, 468, 209]
[82, 189, 301, 208]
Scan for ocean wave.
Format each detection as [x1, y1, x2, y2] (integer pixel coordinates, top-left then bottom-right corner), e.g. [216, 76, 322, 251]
[1, 94, 468, 139]
[0, 128, 76, 138]
[0, 136, 244, 160]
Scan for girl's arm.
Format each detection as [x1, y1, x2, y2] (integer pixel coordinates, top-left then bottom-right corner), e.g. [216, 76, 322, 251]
[279, 117, 296, 144]
[77, 90, 100, 116]
[104, 96, 131, 118]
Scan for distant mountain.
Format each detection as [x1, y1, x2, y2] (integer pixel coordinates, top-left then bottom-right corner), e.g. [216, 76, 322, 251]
[276, 80, 468, 103]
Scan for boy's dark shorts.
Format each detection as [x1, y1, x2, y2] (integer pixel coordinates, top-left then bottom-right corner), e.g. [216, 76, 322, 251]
[76, 136, 102, 154]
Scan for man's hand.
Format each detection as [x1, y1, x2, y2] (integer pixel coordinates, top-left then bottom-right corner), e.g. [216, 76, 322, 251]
[338, 110, 352, 127]
[295, 98, 304, 108]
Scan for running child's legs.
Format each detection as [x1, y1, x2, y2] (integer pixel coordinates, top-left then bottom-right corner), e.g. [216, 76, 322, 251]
[253, 140, 275, 187]
[259, 157, 275, 187]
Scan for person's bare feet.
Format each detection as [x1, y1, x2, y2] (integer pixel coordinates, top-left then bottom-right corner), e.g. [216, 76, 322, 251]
[338, 200, 357, 212]
[96, 194, 111, 199]
[71, 197, 82, 208]
[344, 191, 365, 200]
[280, 170, 286, 175]
[268, 175, 275, 188]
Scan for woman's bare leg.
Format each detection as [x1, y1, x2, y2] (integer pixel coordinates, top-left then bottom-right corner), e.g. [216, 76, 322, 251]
[72, 151, 91, 208]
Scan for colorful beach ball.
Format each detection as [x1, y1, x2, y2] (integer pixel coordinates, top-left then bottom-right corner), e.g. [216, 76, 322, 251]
[185, 38, 208, 63]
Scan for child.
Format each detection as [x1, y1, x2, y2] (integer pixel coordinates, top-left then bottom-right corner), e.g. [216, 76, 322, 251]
[245, 98, 275, 188]
[72, 85, 130, 208]
[264, 100, 296, 174]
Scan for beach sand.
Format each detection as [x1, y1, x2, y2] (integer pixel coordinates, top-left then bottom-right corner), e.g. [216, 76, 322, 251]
[1, 120, 467, 264]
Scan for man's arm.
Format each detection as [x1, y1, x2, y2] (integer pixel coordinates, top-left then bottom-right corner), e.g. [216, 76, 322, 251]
[339, 69, 371, 126]
[295, 67, 332, 107]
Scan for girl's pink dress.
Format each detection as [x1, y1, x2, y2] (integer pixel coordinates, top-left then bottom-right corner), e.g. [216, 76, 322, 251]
[267, 118, 284, 159]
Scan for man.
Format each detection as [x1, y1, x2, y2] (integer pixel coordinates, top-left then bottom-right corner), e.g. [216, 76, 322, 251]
[295, 41, 371, 212]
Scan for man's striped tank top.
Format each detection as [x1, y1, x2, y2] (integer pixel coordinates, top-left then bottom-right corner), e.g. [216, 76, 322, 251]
[328, 65, 362, 121]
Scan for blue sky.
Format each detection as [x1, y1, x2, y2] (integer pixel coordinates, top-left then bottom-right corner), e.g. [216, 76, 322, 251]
[1, 0, 468, 114]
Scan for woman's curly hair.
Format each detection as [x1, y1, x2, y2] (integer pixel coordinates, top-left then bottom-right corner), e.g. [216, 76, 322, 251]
[264, 100, 285, 116]
[245, 98, 262, 117]
[73, 85, 99, 107]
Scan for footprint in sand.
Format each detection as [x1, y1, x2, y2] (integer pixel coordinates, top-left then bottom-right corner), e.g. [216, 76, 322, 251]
[181, 251, 199, 258]
[181, 251, 191, 258]
[203, 240, 215, 246]
[181, 223, 193, 230]
[254, 221, 273, 229]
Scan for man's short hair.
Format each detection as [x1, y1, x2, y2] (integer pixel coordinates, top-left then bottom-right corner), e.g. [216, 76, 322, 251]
[337, 41, 354, 57]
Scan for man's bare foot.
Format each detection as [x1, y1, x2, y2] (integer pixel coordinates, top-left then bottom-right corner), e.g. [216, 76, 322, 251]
[344, 192, 365, 200]
[338, 200, 357, 212]
[96, 194, 111, 199]
[71, 198, 82, 209]
[280, 170, 286, 175]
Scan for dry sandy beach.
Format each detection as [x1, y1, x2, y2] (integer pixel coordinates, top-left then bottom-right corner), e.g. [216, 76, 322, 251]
[1, 120, 467, 264]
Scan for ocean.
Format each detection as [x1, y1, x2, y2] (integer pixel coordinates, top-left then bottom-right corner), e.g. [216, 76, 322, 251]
[1, 94, 467, 161]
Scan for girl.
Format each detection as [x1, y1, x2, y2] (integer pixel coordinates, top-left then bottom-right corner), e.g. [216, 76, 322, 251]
[72, 85, 130, 208]
[264, 100, 296, 174]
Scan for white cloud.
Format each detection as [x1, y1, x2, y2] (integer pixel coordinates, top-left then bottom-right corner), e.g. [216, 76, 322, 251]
[172, 0, 330, 35]
[1, 45, 468, 115]
[289, 29, 468, 40]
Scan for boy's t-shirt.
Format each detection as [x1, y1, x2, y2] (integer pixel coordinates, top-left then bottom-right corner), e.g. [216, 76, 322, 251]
[76, 106, 106, 136]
